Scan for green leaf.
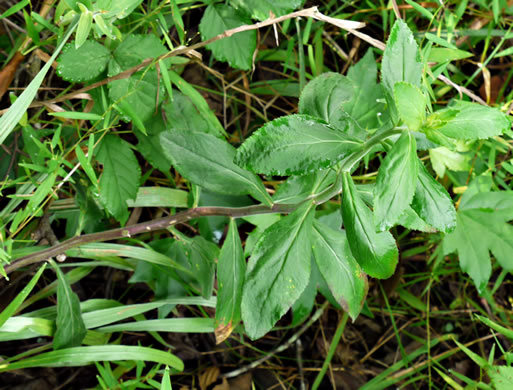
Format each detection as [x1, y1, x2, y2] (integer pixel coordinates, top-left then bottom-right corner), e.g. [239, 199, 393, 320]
[96, 135, 141, 224]
[273, 170, 336, 204]
[160, 129, 272, 205]
[0, 18, 78, 146]
[187, 237, 218, 299]
[108, 34, 167, 123]
[75, 7, 92, 48]
[411, 160, 456, 233]
[341, 173, 398, 279]
[52, 263, 87, 350]
[199, 4, 256, 70]
[311, 220, 367, 320]
[0, 345, 183, 372]
[374, 131, 418, 231]
[215, 219, 245, 343]
[126, 187, 188, 208]
[298, 72, 353, 122]
[382, 19, 422, 95]
[435, 103, 510, 140]
[0, 264, 46, 327]
[394, 82, 426, 132]
[97, 318, 214, 333]
[235, 114, 362, 176]
[241, 202, 314, 339]
[444, 190, 513, 293]
[93, 0, 143, 20]
[343, 49, 387, 130]
[229, 0, 303, 21]
[488, 366, 513, 390]
[427, 47, 473, 63]
[429, 147, 469, 178]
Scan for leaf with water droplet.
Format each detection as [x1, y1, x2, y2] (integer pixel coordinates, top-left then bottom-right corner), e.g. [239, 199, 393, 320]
[57, 41, 110, 82]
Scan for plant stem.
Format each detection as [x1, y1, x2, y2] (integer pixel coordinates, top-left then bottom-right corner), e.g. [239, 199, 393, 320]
[311, 311, 349, 390]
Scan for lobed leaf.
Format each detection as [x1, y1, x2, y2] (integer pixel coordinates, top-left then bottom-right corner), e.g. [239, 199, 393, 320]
[235, 114, 362, 176]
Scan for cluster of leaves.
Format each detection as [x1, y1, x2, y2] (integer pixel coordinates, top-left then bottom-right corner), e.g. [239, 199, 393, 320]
[1, 0, 513, 386]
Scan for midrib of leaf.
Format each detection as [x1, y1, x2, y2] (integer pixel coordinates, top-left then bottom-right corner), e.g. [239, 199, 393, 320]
[312, 224, 357, 297]
[257, 204, 312, 316]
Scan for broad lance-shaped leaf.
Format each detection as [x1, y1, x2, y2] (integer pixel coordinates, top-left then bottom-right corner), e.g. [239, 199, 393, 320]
[199, 4, 256, 70]
[52, 264, 87, 350]
[374, 131, 418, 231]
[394, 82, 426, 132]
[215, 219, 245, 344]
[433, 103, 510, 140]
[311, 220, 368, 320]
[411, 159, 456, 233]
[342, 49, 387, 130]
[235, 114, 362, 176]
[96, 134, 141, 224]
[241, 202, 314, 339]
[298, 72, 353, 122]
[444, 189, 513, 293]
[160, 129, 271, 206]
[341, 173, 398, 279]
[381, 19, 422, 95]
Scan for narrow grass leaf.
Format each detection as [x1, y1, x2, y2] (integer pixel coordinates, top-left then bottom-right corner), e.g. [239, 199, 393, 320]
[97, 318, 214, 333]
[0, 346, 183, 372]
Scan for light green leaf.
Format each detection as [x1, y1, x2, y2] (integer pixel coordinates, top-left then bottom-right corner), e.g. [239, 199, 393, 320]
[298, 72, 353, 122]
[382, 19, 422, 95]
[241, 202, 314, 339]
[97, 318, 214, 333]
[229, 0, 303, 21]
[126, 187, 188, 208]
[96, 135, 141, 224]
[444, 190, 513, 293]
[75, 8, 92, 48]
[0, 264, 46, 327]
[52, 263, 87, 350]
[394, 82, 426, 132]
[411, 160, 456, 233]
[160, 129, 272, 205]
[488, 366, 513, 390]
[199, 4, 256, 70]
[57, 40, 110, 82]
[374, 131, 418, 231]
[235, 114, 362, 176]
[429, 147, 469, 178]
[427, 47, 473, 63]
[0, 18, 77, 146]
[93, 0, 143, 19]
[341, 173, 398, 279]
[435, 103, 510, 140]
[0, 345, 183, 372]
[108, 34, 167, 123]
[311, 220, 367, 320]
[215, 219, 245, 343]
[343, 49, 387, 130]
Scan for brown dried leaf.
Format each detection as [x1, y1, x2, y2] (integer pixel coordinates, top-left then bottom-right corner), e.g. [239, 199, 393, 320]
[199, 366, 220, 390]
[215, 321, 233, 345]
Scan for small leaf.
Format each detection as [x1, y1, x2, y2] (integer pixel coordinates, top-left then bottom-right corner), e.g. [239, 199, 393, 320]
[235, 114, 362, 176]
[382, 19, 422, 95]
[411, 160, 456, 233]
[394, 82, 426, 132]
[374, 132, 418, 231]
[52, 263, 87, 350]
[75, 8, 92, 49]
[215, 219, 245, 344]
[298, 72, 353, 122]
[229, 0, 303, 21]
[241, 202, 314, 339]
[488, 366, 513, 390]
[311, 220, 368, 320]
[341, 173, 398, 279]
[161, 129, 272, 205]
[435, 103, 510, 140]
[199, 4, 256, 70]
[96, 135, 141, 224]
[187, 237, 218, 299]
